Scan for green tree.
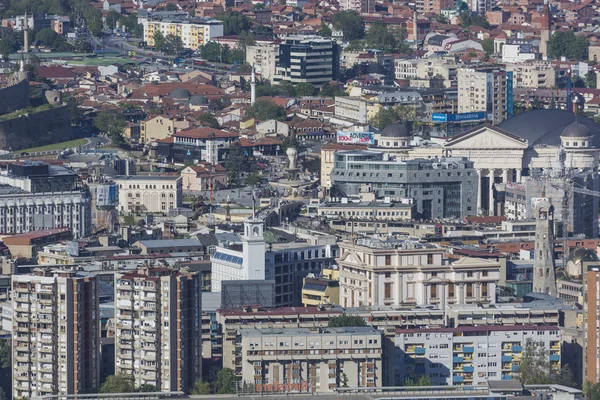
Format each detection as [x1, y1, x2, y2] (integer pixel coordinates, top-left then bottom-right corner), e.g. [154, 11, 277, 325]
[94, 111, 127, 144]
[548, 31, 589, 60]
[191, 379, 211, 395]
[277, 81, 296, 97]
[245, 171, 261, 186]
[106, 10, 121, 30]
[0, 339, 10, 368]
[460, 11, 490, 29]
[294, 82, 317, 97]
[519, 337, 552, 385]
[197, 113, 220, 128]
[163, 34, 183, 55]
[63, 93, 84, 126]
[217, 11, 251, 35]
[165, 3, 177, 11]
[227, 47, 245, 64]
[74, 37, 92, 53]
[437, 14, 448, 23]
[0, 387, 6, 400]
[238, 30, 256, 49]
[586, 71, 597, 88]
[319, 23, 332, 37]
[200, 41, 222, 62]
[320, 82, 347, 97]
[0, 31, 18, 59]
[345, 40, 366, 51]
[153, 30, 165, 52]
[405, 375, 433, 386]
[481, 37, 494, 56]
[332, 10, 365, 41]
[431, 73, 445, 88]
[585, 381, 600, 400]
[120, 13, 141, 35]
[365, 20, 396, 52]
[370, 108, 396, 130]
[328, 314, 366, 327]
[246, 99, 286, 121]
[36, 28, 63, 48]
[100, 374, 135, 393]
[136, 384, 157, 392]
[302, 157, 321, 174]
[224, 143, 254, 186]
[216, 368, 239, 394]
[341, 372, 349, 387]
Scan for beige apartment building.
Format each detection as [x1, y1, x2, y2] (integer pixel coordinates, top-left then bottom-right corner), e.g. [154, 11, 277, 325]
[114, 175, 182, 213]
[140, 115, 190, 144]
[457, 68, 507, 125]
[245, 43, 278, 82]
[12, 270, 99, 399]
[504, 63, 557, 89]
[337, 238, 500, 308]
[238, 327, 383, 393]
[415, 56, 458, 87]
[114, 266, 202, 392]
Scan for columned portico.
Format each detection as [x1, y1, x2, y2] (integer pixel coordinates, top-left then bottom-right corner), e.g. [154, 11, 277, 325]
[488, 169, 495, 216]
[516, 168, 522, 183]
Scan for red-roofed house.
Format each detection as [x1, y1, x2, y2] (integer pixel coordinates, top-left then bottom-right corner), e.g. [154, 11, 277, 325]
[180, 162, 227, 191]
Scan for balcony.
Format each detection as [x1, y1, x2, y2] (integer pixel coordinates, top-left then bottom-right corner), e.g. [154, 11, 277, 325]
[501, 355, 513, 362]
[415, 347, 426, 355]
[511, 345, 523, 352]
[463, 346, 474, 353]
[453, 376, 464, 383]
[453, 357, 464, 363]
[549, 354, 560, 361]
[463, 366, 474, 373]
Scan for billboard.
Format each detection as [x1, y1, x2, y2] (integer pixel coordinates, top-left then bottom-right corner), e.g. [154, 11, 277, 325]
[337, 131, 375, 145]
[432, 112, 486, 122]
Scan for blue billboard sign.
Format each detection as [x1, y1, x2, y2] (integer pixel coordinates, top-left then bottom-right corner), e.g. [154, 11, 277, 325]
[431, 112, 486, 122]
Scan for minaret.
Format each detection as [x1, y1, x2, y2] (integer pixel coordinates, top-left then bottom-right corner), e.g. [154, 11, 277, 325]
[532, 197, 558, 297]
[413, 10, 418, 52]
[23, 12, 29, 54]
[250, 66, 256, 105]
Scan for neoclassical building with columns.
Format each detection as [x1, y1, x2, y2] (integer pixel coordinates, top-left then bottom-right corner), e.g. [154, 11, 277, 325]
[409, 109, 600, 215]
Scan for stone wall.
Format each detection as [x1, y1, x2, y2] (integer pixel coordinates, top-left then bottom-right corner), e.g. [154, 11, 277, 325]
[0, 106, 72, 150]
[0, 78, 30, 115]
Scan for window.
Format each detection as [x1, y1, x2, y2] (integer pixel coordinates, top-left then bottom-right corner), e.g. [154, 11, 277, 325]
[448, 284, 455, 297]
[430, 284, 437, 298]
[384, 283, 392, 299]
[427, 254, 434, 264]
[385, 255, 391, 266]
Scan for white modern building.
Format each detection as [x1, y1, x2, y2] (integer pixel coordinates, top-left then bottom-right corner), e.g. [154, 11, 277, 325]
[211, 218, 266, 292]
[114, 175, 182, 213]
[245, 42, 279, 82]
[457, 67, 508, 125]
[211, 220, 338, 307]
[114, 266, 202, 392]
[395, 325, 561, 386]
[12, 270, 99, 398]
[337, 238, 500, 308]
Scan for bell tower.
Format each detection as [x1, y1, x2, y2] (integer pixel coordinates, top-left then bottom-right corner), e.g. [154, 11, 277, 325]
[532, 198, 557, 297]
[242, 217, 265, 281]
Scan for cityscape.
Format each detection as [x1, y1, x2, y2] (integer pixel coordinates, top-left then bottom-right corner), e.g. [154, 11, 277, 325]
[1, 0, 600, 399]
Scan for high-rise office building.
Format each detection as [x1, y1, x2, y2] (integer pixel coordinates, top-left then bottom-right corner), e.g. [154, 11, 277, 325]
[12, 270, 99, 398]
[457, 68, 508, 125]
[274, 36, 340, 86]
[114, 266, 202, 392]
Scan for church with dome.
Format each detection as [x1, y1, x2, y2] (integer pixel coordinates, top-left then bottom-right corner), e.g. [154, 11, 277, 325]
[402, 109, 600, 216]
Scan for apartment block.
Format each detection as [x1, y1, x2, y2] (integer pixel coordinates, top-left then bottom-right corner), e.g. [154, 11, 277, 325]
[114, 266, 202, 392]
[238, 327, 383, 393]
[457, 68, 508, 125]
[338, 0, 375, 13]
[246, 43, 279, 82]
[416, 0, 455, 14]
[395, 325, 561, 386]
[12, 270, 99, 399]
[504, 63, 557, 89]
[338, 238, 500, 308]
[143, 17, 223, 50]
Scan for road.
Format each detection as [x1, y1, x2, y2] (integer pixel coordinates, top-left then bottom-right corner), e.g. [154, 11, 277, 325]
[82, 135, 111, 150]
